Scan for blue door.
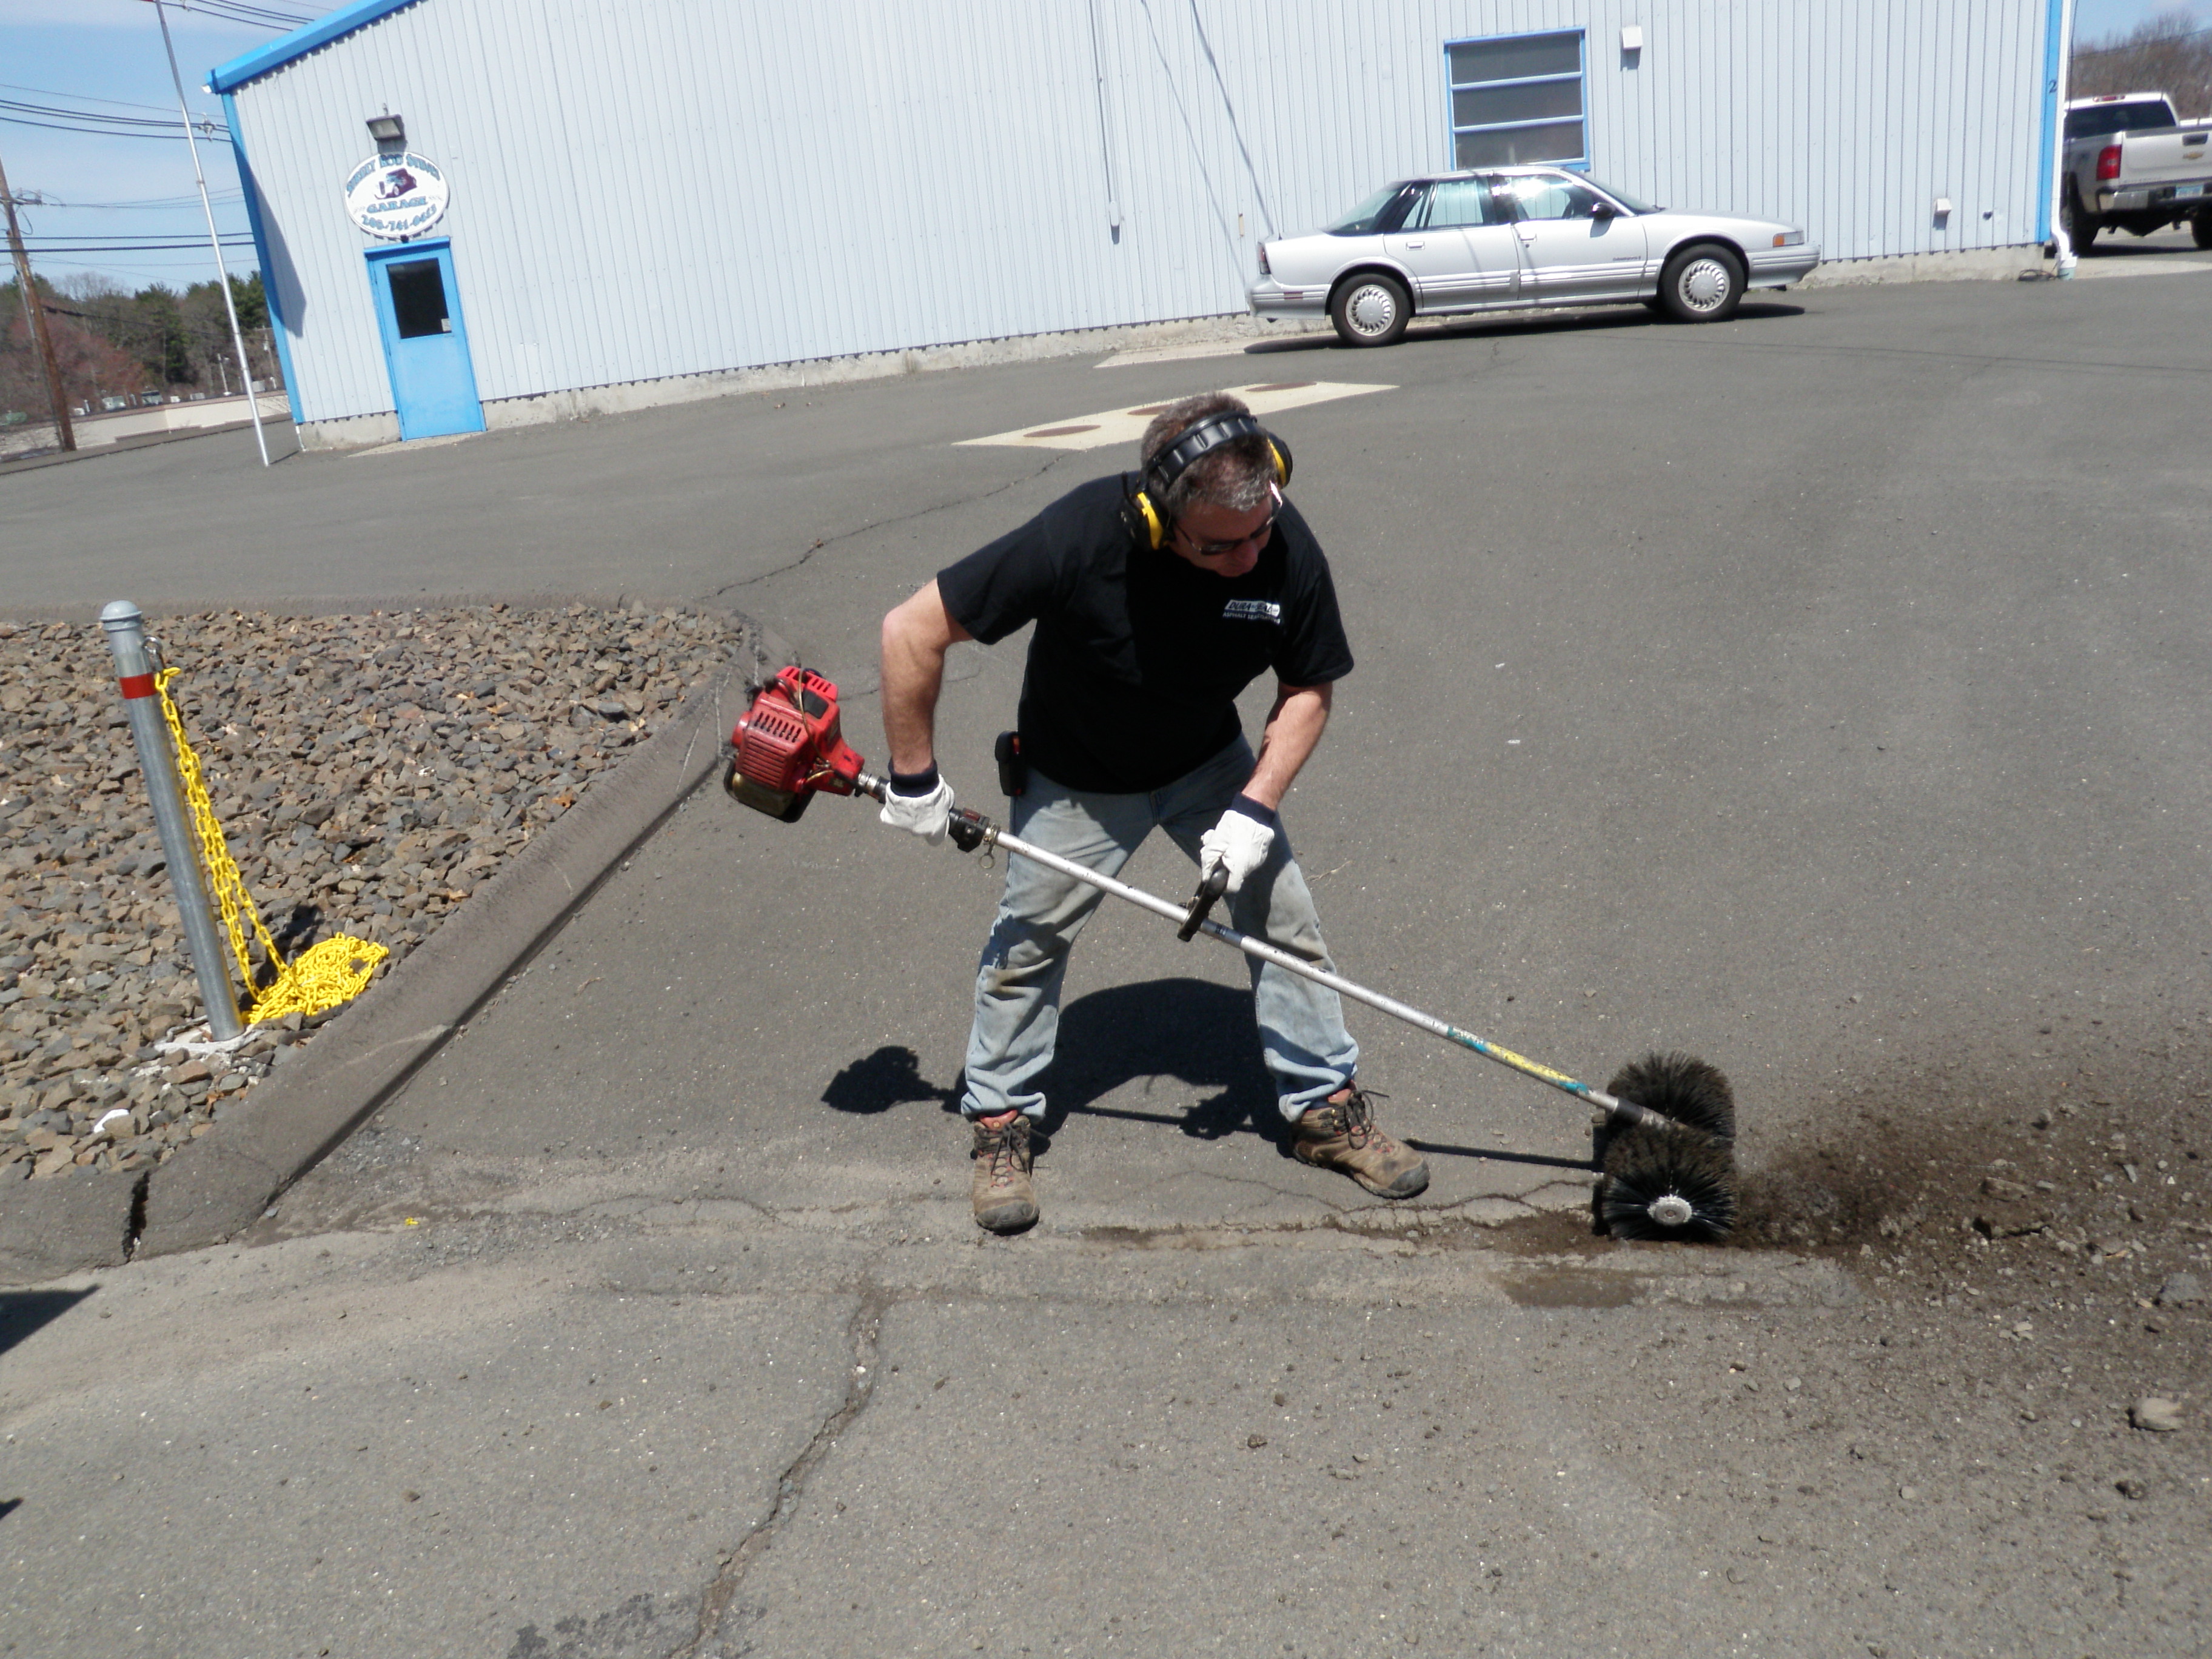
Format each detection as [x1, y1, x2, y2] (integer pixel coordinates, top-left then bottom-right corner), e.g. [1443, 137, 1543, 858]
[366, 240, 484, 440]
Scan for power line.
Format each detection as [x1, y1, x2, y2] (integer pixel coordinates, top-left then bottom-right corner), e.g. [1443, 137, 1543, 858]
[0, 99, 230, 142]
[0, 98, 217, 132]
[24, 232, 253, 243]
[158, 0, 318, 31]
[41, 192, 246, 210]
[19, 240, 256, 252]
[0, 83, 184, 115]
[0, 115, 230, 142]
[12, 258, 263, 277]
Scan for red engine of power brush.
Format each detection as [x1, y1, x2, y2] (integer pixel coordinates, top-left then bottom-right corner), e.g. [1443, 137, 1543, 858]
[723, 666, 868, 822]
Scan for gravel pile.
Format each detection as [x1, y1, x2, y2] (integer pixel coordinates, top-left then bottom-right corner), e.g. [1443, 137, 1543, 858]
[1, 603, 757, 1183]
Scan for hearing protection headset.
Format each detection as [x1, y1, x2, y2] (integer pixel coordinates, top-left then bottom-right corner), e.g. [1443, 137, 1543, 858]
[1129, 412, 1294, 551]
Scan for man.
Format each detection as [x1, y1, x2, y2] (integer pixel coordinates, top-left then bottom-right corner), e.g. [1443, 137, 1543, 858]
[877, 392, 1428, 1232]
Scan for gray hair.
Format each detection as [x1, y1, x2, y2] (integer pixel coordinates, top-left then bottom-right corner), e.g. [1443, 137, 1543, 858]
[1138, 392, 1276, 517]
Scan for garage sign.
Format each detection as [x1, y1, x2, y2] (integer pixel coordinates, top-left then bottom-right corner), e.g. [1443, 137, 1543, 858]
[344, 152, 449, 240]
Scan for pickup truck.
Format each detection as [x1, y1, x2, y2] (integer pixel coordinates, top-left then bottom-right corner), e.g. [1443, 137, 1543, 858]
[2060, 92, 2212, 249]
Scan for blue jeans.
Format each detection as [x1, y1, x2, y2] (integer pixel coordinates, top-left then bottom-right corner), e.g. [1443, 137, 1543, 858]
[961, 736, 1359, 1125]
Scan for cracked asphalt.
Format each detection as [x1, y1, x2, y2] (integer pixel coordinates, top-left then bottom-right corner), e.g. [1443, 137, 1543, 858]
[7, 263, 2212, 1654]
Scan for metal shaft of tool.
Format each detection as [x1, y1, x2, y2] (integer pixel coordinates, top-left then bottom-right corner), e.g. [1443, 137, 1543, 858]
[854, 775, 1667, 1132]
[102, 601, 243, 1041]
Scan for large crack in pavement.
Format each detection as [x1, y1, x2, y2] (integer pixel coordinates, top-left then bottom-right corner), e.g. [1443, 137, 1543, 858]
[674, 1281, 893, 1658]
[709, 451, 1070, 598]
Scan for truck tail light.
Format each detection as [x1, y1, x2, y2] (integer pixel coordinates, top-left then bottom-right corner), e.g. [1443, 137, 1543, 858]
[1256, 242, 1272, 276]
[2097, 144, 2123, 181]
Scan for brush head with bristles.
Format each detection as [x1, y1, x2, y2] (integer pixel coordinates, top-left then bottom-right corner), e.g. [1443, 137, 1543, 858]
[1597, 1124, 1738, 1242]
[1605, 1051, 1735, 1144]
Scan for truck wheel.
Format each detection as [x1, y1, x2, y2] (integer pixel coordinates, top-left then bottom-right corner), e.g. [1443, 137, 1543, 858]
[1657, 245, 1744, 322]
[2194, 209, 2212, 250]
[2062, 186, 2099, 252]
[1329, 274, 1409, 347]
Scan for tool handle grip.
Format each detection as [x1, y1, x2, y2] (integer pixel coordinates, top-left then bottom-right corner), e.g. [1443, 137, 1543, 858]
[1177, 866, 1230, 941]
[855, 770, 1000, 851]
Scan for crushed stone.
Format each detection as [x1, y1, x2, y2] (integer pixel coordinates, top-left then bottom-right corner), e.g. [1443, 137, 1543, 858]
[1, 603, 758, 1182]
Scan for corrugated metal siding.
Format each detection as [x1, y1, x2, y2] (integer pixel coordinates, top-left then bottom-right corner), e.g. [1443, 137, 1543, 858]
[228, 0, 2053, 425]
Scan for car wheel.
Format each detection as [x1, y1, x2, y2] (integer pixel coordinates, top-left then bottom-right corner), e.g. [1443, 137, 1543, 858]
[1329, 274, 1409, 347]
[2194, 209, 2212, 250]
[1657, 245, 1744, 322]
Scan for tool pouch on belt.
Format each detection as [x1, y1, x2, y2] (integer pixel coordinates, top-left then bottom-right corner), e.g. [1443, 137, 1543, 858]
[994, 731, 1028, 797]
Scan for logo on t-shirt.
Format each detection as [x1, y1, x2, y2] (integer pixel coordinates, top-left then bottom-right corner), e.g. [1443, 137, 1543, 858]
[1221, 598, 1282, 624]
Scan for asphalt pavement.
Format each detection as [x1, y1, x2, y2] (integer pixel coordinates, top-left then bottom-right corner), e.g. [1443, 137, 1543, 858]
[5, 253, 2212, 1655]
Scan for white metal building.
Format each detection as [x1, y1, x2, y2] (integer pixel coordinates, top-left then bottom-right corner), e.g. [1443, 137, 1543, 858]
[212, 0, 2068, 448]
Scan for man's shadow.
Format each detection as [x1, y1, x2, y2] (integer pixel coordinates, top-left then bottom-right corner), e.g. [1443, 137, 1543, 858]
[819, 977, 1279, 1147]
[816, 979, 1593, 1171]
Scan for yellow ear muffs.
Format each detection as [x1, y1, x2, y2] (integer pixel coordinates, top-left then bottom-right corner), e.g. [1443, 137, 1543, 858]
[1134, 491, 1167, 549]
[1133, 415, 1291, 549]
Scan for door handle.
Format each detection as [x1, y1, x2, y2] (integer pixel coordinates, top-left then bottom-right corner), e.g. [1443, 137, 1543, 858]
[1403, 240, 1424, 248]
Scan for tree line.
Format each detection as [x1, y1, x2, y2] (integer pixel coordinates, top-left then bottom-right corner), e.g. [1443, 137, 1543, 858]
[2072, 9, 2212, 115]
[2, 270, 283, 423]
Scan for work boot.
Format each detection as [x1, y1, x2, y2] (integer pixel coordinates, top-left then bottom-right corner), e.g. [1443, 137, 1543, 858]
[969, 1110, 1039, 1233]
[1293, 1085, 1429, 1198]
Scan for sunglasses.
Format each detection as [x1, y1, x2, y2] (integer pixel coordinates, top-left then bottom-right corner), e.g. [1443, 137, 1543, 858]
[1175, 507, 1278, 559]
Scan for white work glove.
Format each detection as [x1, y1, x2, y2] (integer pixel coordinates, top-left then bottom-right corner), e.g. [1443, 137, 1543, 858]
[1199, 803, 1276, 894]
[880, 771, 954, 846]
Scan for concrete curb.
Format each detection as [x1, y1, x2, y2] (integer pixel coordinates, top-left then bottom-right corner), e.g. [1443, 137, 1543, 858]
[0, 1167, 143, 1284]
[0, 627, 778, 1285]
[0, 415, 298, 477]
[2, 591, 728, 629]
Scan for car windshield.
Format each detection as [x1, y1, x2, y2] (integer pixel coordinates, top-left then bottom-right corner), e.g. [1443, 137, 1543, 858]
[1326, 183, 1412, 235]
[2066, 99, 2178, 138]
[1584, 176, 1661, 213]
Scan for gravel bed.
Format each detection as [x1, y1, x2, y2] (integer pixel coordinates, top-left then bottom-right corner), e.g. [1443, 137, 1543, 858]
[1, 603, 757, 1182]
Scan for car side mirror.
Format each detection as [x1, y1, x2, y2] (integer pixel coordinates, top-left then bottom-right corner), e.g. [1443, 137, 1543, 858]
[1591, 201, 1617, 220]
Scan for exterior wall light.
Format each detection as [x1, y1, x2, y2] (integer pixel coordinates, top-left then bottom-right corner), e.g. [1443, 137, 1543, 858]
[366, 113, 406, 147]
[1620, 24, 1644, 53]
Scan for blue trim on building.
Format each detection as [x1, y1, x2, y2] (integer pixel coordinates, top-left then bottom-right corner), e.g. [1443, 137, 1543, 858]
[220, 90, 304, 423]
[208, 0, 426, 94]
[2036, 0, 2066, 243]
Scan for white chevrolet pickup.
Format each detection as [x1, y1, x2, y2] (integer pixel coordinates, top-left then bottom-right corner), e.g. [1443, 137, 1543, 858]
[2060, 93, 2212, 250]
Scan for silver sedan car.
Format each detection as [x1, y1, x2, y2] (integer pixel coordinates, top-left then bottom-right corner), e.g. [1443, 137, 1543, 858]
[1248, 169, 1819, 346]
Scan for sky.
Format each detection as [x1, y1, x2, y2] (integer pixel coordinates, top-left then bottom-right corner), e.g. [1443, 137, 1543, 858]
[1, 0, 2203, 297]
[2078, 0, 2210, 39]
[1, 0, 348, 292]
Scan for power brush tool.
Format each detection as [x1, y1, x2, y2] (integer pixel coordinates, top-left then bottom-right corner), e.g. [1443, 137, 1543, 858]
[724, 665, 1738, 1240]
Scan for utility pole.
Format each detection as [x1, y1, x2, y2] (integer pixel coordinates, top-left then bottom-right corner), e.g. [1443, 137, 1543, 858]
[2052, 0, 2080, 278]
[0, 146, 76, 452]
[150, 0, 270, 466]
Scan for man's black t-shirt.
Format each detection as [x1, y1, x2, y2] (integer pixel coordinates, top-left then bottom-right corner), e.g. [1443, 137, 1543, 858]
[935, 475, 1354, 794]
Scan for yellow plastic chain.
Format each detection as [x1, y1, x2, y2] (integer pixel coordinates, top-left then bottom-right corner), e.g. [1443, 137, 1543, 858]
[154, 666, 387, 1024]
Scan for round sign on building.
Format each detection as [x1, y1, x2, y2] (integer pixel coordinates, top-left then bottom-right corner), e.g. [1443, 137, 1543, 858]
[343, 152, 450, 240]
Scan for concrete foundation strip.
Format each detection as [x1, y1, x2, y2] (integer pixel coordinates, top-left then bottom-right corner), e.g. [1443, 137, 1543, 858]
[0, 620, 781, 1285]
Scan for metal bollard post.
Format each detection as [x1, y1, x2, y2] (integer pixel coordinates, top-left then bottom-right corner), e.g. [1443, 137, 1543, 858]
[101, 600, 243, 1042]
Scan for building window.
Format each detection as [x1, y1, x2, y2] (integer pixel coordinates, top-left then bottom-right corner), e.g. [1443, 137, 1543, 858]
[1446, 30, 1586, 170]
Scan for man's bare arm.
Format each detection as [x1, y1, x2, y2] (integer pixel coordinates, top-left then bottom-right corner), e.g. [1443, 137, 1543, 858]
[879, 578, 974, 776]
[1241, 680, 1333, 812]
